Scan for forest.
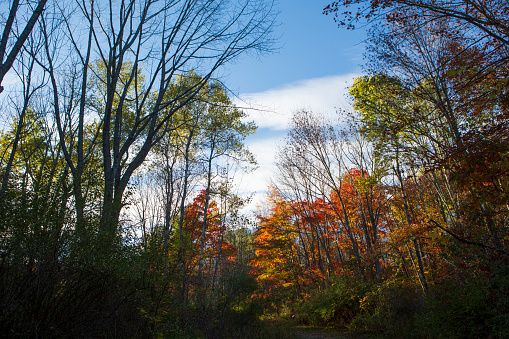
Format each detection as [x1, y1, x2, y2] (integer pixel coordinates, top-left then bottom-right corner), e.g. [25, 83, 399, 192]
[0, 0, 508, 338]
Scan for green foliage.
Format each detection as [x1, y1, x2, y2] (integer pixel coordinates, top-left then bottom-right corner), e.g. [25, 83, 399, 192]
[349, 278, 420, 337]
[488, 262, 509, 338]
[296, 277, 372, 327]
[145, 297, 286, 339]
[415, 279, 493, 338]
[349, 75, 413, 143]
[413, 265, 509, 339]
[287, 273, 509, 338]
[0, 228, 148, 336]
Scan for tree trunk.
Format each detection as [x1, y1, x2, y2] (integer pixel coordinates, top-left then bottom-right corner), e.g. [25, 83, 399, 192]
[394, 150, 428, 294]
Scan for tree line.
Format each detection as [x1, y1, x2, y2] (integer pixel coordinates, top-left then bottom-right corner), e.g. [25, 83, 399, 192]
[1, 0, 508, 337]
[249, 0, 509, 337]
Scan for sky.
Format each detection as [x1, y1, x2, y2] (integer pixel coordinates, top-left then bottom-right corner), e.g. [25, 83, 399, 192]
[224, 1, 365, 93]
[0, 0, 366, 218]
[221, 0, 368, 214]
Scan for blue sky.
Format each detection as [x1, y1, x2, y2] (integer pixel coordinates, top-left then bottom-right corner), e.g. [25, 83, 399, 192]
[221, 0, 368, 213]
[224, 0, 365, 93]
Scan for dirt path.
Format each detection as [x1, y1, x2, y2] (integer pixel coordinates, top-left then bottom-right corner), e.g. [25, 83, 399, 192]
[294, 330, 350, 339]
[293, 327, 371, 339]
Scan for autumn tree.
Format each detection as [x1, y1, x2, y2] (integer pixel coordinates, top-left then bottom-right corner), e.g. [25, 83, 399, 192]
[251, 188, 307, 309]
[324, 0, 509, 50]
[274, 110, 390, 280]
[276, 110, 362, 272]
[349, 22, 509, 257]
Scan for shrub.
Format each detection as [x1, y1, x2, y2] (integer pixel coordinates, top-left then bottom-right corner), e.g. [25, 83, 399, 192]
[349, 277, 420, 337]
[415, 278, 494, 339]
[485, 259, 509, 338]
[296, 277, 372, 327]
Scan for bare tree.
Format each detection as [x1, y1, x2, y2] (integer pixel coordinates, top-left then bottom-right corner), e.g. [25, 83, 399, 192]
[0, 0, 49, 94]
[34, 0, 275, 241]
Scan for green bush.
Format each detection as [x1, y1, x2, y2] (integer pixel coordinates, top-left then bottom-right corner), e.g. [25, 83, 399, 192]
[349, 278, 420, 337]
[347, 271, 509, 338]
[415, 278, 495, 339]
[486, 260, 509, 338]
[296, 277, 372, 327]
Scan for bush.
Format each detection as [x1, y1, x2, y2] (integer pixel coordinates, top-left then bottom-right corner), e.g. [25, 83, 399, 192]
[415, 278, 496, 339]
[296, 277, 372, 327]
[349, 278, 420, 337]
[0, 250, 148, 337]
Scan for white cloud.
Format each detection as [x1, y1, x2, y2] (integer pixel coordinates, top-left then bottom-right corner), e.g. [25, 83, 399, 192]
[234, 73, 361, 216]
[235, 73, 360, 131]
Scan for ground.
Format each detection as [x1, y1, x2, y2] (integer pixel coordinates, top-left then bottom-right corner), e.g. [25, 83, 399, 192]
[293, 326, 373, 339]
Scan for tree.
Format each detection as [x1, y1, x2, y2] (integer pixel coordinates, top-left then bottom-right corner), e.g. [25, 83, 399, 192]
[349, 32, 509, 256]
[251, 188, 307, 308]
[0, 0, 48, 94]
[33, 0, 275, 242]
[275, 110, 392, 278]
[276, 110, 362, 269]
[327, 0, 509, 165]
[324, 0, 509, 49]
[196, 80, 256, 279]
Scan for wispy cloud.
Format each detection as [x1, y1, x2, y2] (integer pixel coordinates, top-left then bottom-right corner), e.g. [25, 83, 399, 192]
[235, 73, 359, 131]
